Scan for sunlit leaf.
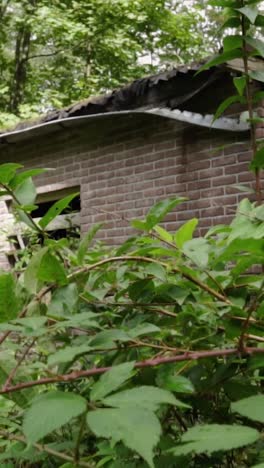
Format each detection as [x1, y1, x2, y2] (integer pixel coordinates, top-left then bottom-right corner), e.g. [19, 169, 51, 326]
[87, 407, 161, 468]
[39, 192, 79, 229]
[231, 395, 264, 423]
[169, 424, 259, 456]
[23, 391, 87, 443]
[102, 386, 189, 411]
[91, 362, 135, 402]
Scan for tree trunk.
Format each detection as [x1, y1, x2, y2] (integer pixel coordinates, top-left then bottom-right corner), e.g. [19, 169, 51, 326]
[9, 24, 31, 115]
[9, 0, 38, 115]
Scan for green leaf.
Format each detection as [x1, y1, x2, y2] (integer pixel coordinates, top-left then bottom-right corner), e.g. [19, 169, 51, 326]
[0, 163, 22, 185]
[128, 323, 160, 338]
[146, 197, 186, 229]
[251, 464, 264, 468]
[54, 312, 100, 330]
[237, 6, 259, 23]
[156, 368, 195, 394]
[87, 407, 161, 468]
[153, 225, 173, 243]
[77, 223, 102, 263]
[255, 13, 264, 26]
[0, 353, 29, 407]
[183, 238, 210, 268]
[245, 37, 264, 58]
[12, 316, 47, 332]
[39, 192, 79, 229]
[197, 50, 243, 73]
[58, 464, 75, 468]
[250, 147, 264, 170]
[131, 219, 149, 231]
[221, 16, 241, 29]
[102, 386, 189, 411]
[48, 344, 92, 366]
[91, 362, 135, 402]
[249, 70, 264, 83]
[14, 177, 37, 206]
[0, 273, 19, 322]
[214, 95, 241, 121]
[9, 169, 46, 190]
[144, 263, 167, 281]
[89, 329, 130, 349]
[169, 424, 259, 456]
[233, 76, 246, 96]
[47, 284, 79, 318]
[175, 218, 198, 249]
[23, 391, 87, 444]
[24, 247, 49, 294]
[223, 35, 242, 52]
[37, 252, 67, 285]
[128, 279, 155, 303]
[231, 395, 264, 423]
[232, 184, 255, 193]
[209, 0, 240, 6]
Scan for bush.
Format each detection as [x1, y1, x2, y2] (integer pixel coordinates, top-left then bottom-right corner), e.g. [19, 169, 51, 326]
[0, 164, 263, 467]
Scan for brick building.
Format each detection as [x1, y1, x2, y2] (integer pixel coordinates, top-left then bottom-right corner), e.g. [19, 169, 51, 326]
[0, 58, 262, 269]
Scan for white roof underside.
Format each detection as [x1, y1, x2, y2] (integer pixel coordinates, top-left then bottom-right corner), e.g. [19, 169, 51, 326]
[0, 108, 249, 144]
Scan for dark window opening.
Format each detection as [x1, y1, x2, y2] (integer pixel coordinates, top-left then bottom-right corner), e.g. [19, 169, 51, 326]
[31, 195, 80, 218]
[6, 186, 81, 269]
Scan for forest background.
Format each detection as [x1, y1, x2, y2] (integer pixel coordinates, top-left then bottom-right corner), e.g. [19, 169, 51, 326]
[0, 0, 225, 129]
[1, 1, 264, 467]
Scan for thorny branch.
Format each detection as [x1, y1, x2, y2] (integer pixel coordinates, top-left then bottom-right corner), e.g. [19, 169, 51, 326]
[1, 347, 263, 395]
[3, 338, 36, 390]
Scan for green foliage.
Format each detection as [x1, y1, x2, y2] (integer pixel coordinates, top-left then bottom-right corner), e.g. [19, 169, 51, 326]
[91, 362, 135, 402]
[0, 0, 210, 123]
[169, 424, 260, 456]
[231, 395, 264, 423]
[0, 274, 19, 322]
[39, 193, 79, 229]
[0, 160, 263, 466]
[23, 391, 87, 444]
[237, 5, 259, 23]
[87, 407, 161, 468]
[102, 386, 188, 411]
[175, 218, 198, 249]
[0, 3, 263, 465]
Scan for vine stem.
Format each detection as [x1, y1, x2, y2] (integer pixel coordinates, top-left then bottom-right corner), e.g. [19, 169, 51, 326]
[0, 430, 92, 467]
[0, 284, 52, 345]
[70, 255, 232, 304]
[2, 338, 36, 390]
[74, 410, 88, 465]
[241, 10, 262, 204]
[1, 183, 45, 235]
[80, 295, 178, 318]
[1, 346, 263, 395]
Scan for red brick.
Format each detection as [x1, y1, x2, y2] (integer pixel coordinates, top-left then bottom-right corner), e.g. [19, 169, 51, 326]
[0, 113, 259, 269]
[238, 172, 255, 183]
[201, 207, 224, 217]
[212, 155, 236, 167]
[224, 142, 249, 155]
[225, 163, 249, 175]
[212, 175, 236, 187]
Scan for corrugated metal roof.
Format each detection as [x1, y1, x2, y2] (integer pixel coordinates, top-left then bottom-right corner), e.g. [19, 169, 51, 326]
[0, 109, 249, 145]
[0, 57, 261, 142]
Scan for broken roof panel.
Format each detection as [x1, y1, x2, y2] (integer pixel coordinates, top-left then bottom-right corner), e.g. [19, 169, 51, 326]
[0, 57, 262, 142]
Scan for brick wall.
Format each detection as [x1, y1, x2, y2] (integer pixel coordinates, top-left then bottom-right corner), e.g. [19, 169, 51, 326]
[0, 114, 252, 268]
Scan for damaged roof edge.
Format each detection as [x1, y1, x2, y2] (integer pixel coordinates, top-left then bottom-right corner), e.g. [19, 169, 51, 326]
[0, 56, 261, 141]
[0, 108, 249, 144]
